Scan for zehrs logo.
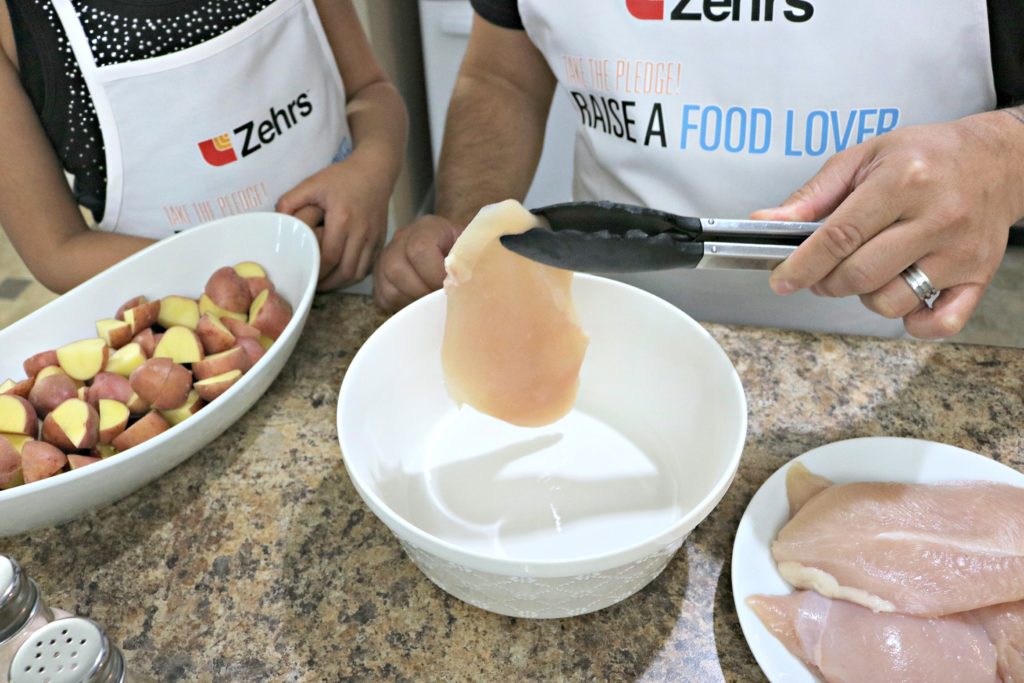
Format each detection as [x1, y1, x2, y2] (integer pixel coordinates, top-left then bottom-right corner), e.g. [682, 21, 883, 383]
[198, 92, 313, 167]
[626, 0, 813, 22]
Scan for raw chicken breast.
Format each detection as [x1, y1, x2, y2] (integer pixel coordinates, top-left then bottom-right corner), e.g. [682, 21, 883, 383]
[772, 478, 1024, 616]
[786, 462, 834, 516]
[441, 200, 589, 427]
[971, 602, 1024, 683]
[747, 591, 1003, 683]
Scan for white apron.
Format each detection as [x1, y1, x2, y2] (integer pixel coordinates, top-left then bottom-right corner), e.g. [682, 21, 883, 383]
[53, 0, 351, 239]
[518, 1, 995, 336]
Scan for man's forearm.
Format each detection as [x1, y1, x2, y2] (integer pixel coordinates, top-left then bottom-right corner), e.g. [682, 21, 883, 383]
[435, 70, 555, 228]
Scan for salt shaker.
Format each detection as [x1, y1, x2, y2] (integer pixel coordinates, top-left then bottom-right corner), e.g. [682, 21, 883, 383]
[8, 617, 150, 683]
[0, 556, 71, 683]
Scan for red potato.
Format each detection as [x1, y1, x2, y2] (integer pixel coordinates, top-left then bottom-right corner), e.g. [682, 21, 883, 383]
[248, 289, 292, 340]
[28, 371, 78, 417]
[0, 433, 33, 452]
[246, 277, 274, 299]
[123, 300, 161, 335]
[222, 317, 261, 340]
[0, 438, 23, 489]
[160, 391, 205, 426]
[41, 398, 99, 451]
[67, 454, 102, 470]
[129, 358, 193, 410]
[97, 399, 130, 442]
[153, 326, 204, 364]
[157, 295, 200, 330]
[21, 441, 66, 484]
[131, 329, 156, 358]
[95, 319, 134, 349]
[125, 392, 150, 415]
[106, 343, 147, 377]
[233, 262, 274, 298]
[196, 314, 236, 354]
[115, 295, 148, 320]
[0, 395, 37, 436]
[37, 365, 83, 389]
[23, 350, 58, 378]
[93, 443, 118, 459]
[56, 338, 109, 381]
[235, 336, 266, 366]
[0, 377, 35, 399]
[111, 411, 170, 451]
[191, 346, 251, 381]
[194, 369, 242, 402]
[198, 293, 247, 322]
[233, 261, 266, 278]
[205, 267, 252, 314]
[87, 372, 133, 407]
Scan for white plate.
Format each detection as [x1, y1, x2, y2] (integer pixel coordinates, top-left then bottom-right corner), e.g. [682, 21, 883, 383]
[732, 437, 1024, 682]
[0, 213, 319, 536]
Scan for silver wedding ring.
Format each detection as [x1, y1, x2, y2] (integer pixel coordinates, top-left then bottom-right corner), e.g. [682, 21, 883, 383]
[900, 263, 940, 309]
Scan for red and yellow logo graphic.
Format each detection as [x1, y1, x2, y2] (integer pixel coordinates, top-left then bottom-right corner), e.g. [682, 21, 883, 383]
[626, 0, 663, 19]
[197, 133, 238, 167]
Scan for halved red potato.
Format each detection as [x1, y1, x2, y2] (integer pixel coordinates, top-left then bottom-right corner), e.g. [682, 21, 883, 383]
[56, 338, 109, 381]
[196, 314, 237, 354]
[128, 358, 193, 410]
[248, 290, 292, 340]
[23, 350, 58, 378]
[28, 370, 78, 417]
[21, 441, 67, 484]
[0, 395, 37, 436]
[205, 267, 252, 314]
[153, 326, 204, 364]
[95, 319, 134, 349]
[0, 437, 23, 489]
[157, 295, 200, 330]
[191, 346, 251, 381]
[41, 398, 99, 451]
[194, 369, 242, 402]
[160, 391, 205, 426]
[97, 399, 130, 443]
[111, 411, 170, 451]
[198, 294, 247, 322]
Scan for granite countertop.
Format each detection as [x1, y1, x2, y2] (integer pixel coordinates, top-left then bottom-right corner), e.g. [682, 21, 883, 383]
[1, 293, 1022, 682]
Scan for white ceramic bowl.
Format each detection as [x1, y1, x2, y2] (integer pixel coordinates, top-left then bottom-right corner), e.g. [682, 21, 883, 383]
[0, 213, 319, 536]
[337, 274, 747, 618]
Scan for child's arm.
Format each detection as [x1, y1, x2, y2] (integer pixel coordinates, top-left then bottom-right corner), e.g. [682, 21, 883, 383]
[277, 0, 408, 291]
[0, 47, 154, 294]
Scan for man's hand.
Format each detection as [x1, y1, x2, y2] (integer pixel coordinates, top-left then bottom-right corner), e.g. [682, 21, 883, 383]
[373, 215, 461, 312]
[278, 156, 392, 292]
[754, 111, 1024, 339]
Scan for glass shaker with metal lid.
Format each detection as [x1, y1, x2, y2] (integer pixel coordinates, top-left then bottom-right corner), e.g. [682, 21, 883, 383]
[8, 617, 151, 683]
[0, 556, 70, 683]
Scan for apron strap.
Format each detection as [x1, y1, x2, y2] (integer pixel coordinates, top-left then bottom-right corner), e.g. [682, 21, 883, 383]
[51, 0, 99, 76]
[51, 0, 125, 229]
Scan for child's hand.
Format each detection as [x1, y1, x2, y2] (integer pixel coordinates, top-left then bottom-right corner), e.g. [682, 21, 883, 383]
[277, 157, 391, 291]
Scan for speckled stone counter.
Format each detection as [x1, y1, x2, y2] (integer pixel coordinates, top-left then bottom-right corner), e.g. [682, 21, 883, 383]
[2, 293, 1022, 682]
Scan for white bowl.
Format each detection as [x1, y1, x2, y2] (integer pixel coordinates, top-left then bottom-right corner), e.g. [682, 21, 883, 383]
[337, 274, 747, 618]
[0, 213, 319, 536]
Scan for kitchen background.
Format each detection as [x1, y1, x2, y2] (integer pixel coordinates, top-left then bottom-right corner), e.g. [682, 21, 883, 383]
[1, 0, 1022, 346]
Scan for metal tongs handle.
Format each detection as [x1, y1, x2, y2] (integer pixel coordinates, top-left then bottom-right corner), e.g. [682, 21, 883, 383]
[697, 218, 821, 270]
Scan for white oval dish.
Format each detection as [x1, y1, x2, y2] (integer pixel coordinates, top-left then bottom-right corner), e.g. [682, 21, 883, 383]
[0, 213, 319, 536]
[732, 437, 1024, 682]
[337, 274, 748, 618]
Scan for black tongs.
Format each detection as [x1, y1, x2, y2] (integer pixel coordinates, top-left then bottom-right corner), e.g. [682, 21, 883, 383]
[499, 201, 820, 273]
